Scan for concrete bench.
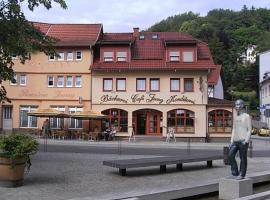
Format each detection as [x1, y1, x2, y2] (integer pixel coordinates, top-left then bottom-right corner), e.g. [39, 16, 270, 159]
[103, 154, 223, 176]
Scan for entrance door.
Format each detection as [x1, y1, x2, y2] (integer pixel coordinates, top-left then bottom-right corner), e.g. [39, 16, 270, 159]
[2, 106, 12, 130]
[136, 113, 146, 135]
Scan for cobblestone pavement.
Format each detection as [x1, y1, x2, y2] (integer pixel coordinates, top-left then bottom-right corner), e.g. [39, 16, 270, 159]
[0, 137, 269, 200]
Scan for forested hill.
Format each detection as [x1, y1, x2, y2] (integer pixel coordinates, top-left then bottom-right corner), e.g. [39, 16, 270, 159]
[148, 6, 270, 111]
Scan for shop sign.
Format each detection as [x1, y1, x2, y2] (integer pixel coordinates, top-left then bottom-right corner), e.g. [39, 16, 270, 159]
[100, 93, 195, 104]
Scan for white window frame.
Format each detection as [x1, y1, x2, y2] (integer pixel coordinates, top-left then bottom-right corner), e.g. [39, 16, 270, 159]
[116, 78, 126, 91]
[117, 52, 127, 62]
[66, 76, 73, 87]
[104, 52, 114, 62]
[76, 51, 82, 60]
[19, 74, 27, 86]
[10, 74, 17, 85]
[183, 51, 194, 62]
[48, 54, 55, 61]
[103, 78, 113, 91]
[170, 78, 180, 91]
[57, 76, 64, 87]
[67, 51, 73, 61]
[48, 76, 54, 87]
[57, 52, 65, 61]
[69, 107, 83, 129]
[169, 51, 180, 61]
[75, 76, 82, 87]
[51, 106, 65, 129]
[20, 106, 38, 128]
[150, 78, 160, 91]
[136, 78, 146, 91]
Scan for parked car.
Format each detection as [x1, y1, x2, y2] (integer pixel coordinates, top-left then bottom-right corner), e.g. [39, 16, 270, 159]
[258, 128, 270, 137]
[251, 128, 259, 135]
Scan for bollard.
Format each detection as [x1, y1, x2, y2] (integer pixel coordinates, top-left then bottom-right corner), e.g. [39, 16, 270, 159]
[223, 146, 230, 165]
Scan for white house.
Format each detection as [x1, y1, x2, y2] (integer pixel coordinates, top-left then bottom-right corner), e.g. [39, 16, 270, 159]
[239, 45, 257, 64]
[208, 65, 224, 99]
[259, 50, 270, 128]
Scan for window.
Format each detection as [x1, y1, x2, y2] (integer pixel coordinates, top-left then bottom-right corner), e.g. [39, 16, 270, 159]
[51, 107, 65, 129]
[103, 78, 113, 91]
[184, 78, 194, 92]
[10, 74, 17, 85]
[76, 51, 82, 60]
[19, 74, 27, 86]
[169, 51, 180, 61]
[57, 52, 64, 61]
[67, 52, 73, 61]
[170, 78, 180, 92]
[102, 109, 128, 132]
[150, 78, 160, 91]
[48, 76, 54, 87]
[48, 54, 55, 61]
[139, 35, 145, 40]
[69, 107, 83, 129]
[117, 52, 127, 62]
[57, 76, 64, 87]
[183, 51, 194, 62]
[167, 109, 195, 133]
[208, 110, 232, 133]
[152, 34, 158, 39]
[66, 76, 73, 87]
[75, 76, 82, 87]
[104, 52, 114, 62]
[136, 78, 146, 91]
[20, 106, 38, 128]
[116, 78, 126, 91]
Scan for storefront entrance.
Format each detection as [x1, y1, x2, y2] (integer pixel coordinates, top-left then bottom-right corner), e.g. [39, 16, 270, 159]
[133, 109, 162, 135]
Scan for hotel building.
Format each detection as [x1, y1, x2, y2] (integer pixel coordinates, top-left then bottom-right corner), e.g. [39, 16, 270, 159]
[1, 24, 233, 141]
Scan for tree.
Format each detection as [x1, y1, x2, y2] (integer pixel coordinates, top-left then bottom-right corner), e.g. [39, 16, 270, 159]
[0, 0, 67, 102]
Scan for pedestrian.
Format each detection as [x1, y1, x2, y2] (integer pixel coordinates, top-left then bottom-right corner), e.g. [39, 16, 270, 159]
[42, 119, 50, 136]
[229, 99, 252, 180]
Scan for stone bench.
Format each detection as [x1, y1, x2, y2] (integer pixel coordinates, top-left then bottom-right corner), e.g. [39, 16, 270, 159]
[103, 154, 223, 176]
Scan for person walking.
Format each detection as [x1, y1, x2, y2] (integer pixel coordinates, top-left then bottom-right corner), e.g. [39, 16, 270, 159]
[42, 119, 50, 136]
[229, 99, 252, 180]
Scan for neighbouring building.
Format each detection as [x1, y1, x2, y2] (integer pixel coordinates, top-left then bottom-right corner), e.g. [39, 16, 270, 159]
[91, 28, 233, 141]
[238, 45, 257, 64]
[259, 50, 270, 128]
[0, 22, 102, 132]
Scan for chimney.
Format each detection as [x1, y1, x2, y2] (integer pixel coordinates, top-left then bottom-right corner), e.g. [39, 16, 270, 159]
[133, 27, 139, 37]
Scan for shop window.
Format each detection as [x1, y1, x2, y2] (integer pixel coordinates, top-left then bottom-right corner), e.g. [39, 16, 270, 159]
[169, 51, 180, 61]
[136, 78, 146, 91]
[117, 52, 127, 62]
[103, 78, 113, 91]
[208, 110, 232, 133]
[184, 78, 194, 92]
[183, 51, 194, 62]
[167, 109, 195, 133]
[104, 52, 114, 62]
[68, 107, 83, 129]
[102, 109, 128, 132]
[116, 78, 126, 91]
[170, 78, 180, 92]
[150, 78, 160, 91]
[51, 107, 65, 129]
[20, 106, 38, 128]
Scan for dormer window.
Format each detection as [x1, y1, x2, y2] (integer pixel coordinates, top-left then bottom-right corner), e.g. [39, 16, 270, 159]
[169, 51, 180, 61]
[117, 52, 127, 62]
[183, 51, 194, 62]
[152, 34, 158, 39]
[139, 35, 145, 40]
[104, 52, 114, 62]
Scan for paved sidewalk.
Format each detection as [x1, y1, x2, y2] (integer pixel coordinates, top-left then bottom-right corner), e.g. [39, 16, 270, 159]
[0, 137, 269, 200]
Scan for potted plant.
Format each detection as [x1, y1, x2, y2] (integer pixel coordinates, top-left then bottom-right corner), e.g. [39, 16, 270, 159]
[0, 133, 39, 187]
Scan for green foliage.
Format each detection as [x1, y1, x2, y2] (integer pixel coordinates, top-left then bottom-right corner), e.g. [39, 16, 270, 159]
[148, 6, 270, 109]
[0, 133, 39, 170]
[0, 0, 67, 102]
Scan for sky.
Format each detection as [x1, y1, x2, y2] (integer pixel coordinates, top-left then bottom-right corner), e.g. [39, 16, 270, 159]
[23, 0, 270, 32]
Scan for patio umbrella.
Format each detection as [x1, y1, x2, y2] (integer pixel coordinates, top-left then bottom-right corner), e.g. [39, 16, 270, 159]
[70, 110, 107, 133]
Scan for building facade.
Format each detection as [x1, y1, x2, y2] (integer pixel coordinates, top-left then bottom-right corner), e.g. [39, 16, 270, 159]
[0, 22, 102, 132]
[1, 24, 233, 140]
[259, 50, 270, 128]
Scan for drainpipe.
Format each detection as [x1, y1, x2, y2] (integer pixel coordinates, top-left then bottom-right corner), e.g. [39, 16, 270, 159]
[90, 45, 93, 110]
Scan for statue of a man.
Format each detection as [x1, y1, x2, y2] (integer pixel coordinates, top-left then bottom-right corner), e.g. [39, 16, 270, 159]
[229, 99, 252, 180]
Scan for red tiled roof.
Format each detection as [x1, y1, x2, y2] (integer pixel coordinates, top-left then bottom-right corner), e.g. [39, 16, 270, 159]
[33, 22, 102, 46]
[208, 65, 222, 85]
[208, 97, 234, 106]
[92, 31, 216, 70]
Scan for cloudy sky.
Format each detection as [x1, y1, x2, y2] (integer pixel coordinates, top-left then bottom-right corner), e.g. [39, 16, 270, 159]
[23, 0, 270, 32]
